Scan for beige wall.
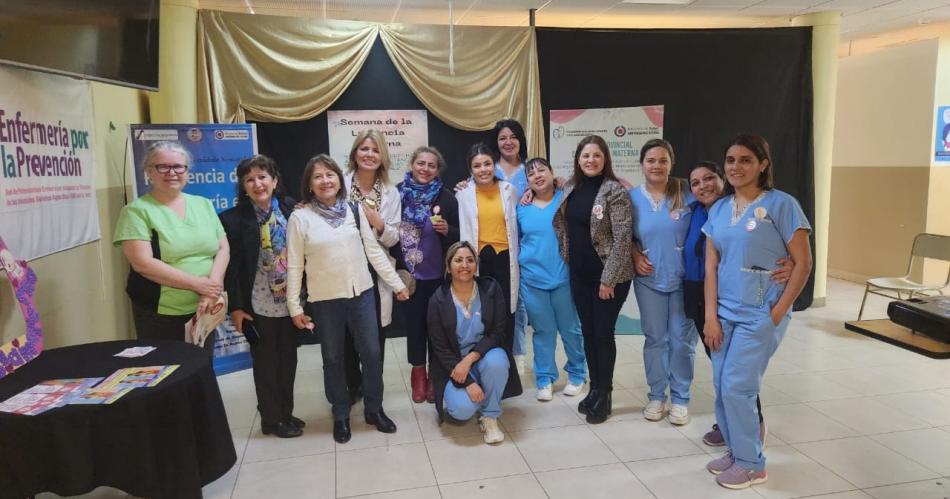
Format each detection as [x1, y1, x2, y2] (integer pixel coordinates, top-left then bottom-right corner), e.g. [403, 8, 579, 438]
[829, 40, 938, 283]
[0, 82, 148, 348]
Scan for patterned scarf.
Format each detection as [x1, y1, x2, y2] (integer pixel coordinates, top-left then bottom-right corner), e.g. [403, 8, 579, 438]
[254, 197, 288, 302]
[311, 198, 348, 228]
[398, 171, 443, 227]
[349, 174, 383, 209]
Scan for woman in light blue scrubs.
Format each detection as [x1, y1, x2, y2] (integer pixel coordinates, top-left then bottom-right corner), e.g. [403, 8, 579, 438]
[517, 157, 587, 401]
[702, 133, 812, 490]
[629, 139, 698, 426]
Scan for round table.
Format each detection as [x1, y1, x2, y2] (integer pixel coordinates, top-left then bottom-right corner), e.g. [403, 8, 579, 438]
[0, 340, 236, 499]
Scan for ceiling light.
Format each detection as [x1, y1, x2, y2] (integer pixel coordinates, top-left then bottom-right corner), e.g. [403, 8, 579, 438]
[621, 0, 696, 4]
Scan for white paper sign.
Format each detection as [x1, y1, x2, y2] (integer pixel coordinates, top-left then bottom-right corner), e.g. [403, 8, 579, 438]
[549, 106, 664, 186]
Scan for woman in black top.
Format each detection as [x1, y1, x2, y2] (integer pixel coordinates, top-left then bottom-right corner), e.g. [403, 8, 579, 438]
[553, 135, 636, 424]
[220, 155, 303, 438]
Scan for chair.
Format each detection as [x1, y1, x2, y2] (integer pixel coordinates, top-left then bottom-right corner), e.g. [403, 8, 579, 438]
[858, 233, 950, 320]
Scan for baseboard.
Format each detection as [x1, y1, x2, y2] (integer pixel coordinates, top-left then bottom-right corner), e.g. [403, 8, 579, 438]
[828, 268, 868, 284]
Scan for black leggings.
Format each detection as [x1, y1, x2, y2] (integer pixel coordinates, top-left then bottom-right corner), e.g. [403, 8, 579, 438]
[570, 276, 631, 392]
[478, 246, 514, 349]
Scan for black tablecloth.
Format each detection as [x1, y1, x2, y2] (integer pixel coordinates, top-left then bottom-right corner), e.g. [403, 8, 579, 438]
[0, 340, 236, 499]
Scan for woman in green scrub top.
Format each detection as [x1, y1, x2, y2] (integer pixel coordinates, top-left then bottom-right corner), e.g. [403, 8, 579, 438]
[114, 141, 230, 354]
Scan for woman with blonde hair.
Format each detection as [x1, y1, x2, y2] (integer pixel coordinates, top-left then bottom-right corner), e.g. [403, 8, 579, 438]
[342, 129, 402, 402]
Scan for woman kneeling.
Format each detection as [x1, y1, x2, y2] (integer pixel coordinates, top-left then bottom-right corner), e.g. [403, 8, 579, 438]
[427, 241, 522, 444]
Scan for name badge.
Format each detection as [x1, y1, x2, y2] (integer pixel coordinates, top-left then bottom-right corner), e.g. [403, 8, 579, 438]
[754, 207, 767, 219]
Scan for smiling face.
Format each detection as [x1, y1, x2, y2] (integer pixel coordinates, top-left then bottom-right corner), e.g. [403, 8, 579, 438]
[470, 153, 496, 187]
[497, 127, 521, 163]
[642, 146, 672, 186]
[448, 246, 477, 283]
[724, 144, 767, 191]
[689, 166, 724, 208]
[242, 166, 278, 209]
[355, 137, 382, 173]
[309, 163, 341, 206]
[411, 152, 439, 185]
[146, 150, 189, 194]
[526, 162, 555, 196]
[578, 143, 605, 177]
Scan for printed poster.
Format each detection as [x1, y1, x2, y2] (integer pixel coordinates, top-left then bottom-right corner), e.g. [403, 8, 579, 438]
[0, 236, 43, 378]
[128, 124, 256, 375]
[0, 65, 100, 261]
[936, 105, 950, 165]
[549, 106, 664, 186]
[327, 110, 429, 181]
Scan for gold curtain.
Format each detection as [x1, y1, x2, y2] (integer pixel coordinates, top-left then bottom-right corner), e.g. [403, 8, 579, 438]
[378, 24, 546, 158]
[197, 11, 378, 123]
[196, 11, 546, 157]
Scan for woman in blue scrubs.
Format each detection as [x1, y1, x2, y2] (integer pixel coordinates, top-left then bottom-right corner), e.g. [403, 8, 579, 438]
[517, 157, 587, 401]
[629, 139, 697, 425]
[683, 161, 792, 447]
[702, 133, 812, 490]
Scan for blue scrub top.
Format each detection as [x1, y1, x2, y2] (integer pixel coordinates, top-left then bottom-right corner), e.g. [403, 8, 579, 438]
[496, 163, 528, 199]
[683, 200, 709, 282]
[517, 190, 569, 290]
[629, 184, 694, 292]
[455, 291, 485, 356]
[702, 189, 811, 323]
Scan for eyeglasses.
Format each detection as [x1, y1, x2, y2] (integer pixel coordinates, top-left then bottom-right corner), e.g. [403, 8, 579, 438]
[152, 163, 189, 174]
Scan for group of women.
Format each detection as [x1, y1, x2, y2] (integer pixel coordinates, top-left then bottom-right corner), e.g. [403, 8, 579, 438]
[114, 120, 811, 490]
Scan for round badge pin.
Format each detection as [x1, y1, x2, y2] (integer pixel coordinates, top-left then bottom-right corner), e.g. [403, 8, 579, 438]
[754, 206, 767, 219]
[746, 219, 757, 231]
[671, 210, 681, 221]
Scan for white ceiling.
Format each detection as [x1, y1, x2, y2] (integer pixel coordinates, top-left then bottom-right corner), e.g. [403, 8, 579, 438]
[200, 0, 950, 42]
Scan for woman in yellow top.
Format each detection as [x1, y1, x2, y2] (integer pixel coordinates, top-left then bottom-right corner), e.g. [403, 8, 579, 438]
[455, 143, 520, 342]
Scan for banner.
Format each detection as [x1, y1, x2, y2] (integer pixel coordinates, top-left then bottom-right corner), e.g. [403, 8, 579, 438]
[0, 66, 100, 261]
[936, 105, 950, 165]
[128, 124, 257, 375]
[328, 110, 429, 181]
[549, 106, 664, 186]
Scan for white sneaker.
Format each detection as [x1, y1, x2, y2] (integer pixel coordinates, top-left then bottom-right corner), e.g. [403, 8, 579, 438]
[562, 381, 585, 397]
[514, 354, 526, 375]
[537, 384, 553, 401]
[643, 400, 665, 421]
[668, 403, 689, 425]
[479, 416, 504, 444]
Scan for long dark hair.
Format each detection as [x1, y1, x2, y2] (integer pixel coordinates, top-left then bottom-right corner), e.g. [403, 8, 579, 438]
[722, 133, 774, 195]
[234, 154, 285, 205]
[571, 135, 618, 185]
[491, 119, 528, 164]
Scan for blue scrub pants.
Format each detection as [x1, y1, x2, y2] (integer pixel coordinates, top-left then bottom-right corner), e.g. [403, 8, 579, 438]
[521, 282, 587, 388]
[634, 280, 698, 405]
[713, 314, 790, 471]
[513, 297, 528, 356]
[444, 347, 510, 420]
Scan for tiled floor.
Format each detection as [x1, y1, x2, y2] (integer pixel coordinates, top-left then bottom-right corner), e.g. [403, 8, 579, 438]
[42, 278, 950, 498]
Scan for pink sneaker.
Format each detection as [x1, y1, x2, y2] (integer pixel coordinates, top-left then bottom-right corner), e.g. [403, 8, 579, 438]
[703, 424, 725, 447]
[716, 463, 767, 489]
[706, 451, 734, 475]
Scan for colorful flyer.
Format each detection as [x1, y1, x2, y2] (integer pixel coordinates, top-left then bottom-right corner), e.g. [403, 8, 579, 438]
[0, 235, 43, 378]
[68, 386, 136, 405]
[96, 365, 180, 390]
[935, 105, 950, 165]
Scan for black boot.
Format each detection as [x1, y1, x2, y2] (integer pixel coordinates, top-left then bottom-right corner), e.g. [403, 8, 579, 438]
[585, 390, 612, 424]
[333, 418, 352, 443]
[578, 388, 599, 415]
[365, 410, 397, 433]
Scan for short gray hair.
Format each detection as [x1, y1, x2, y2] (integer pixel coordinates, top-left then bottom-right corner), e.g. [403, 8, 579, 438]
[142, 141, 192, 171]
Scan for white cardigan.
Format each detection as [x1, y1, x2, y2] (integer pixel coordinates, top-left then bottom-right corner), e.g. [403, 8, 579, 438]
[285, 204, 404, 318]
[456, 181, 520, 313]
[344, 175, 402, 327]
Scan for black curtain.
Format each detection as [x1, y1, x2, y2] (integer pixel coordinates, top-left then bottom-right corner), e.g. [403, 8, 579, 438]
[537, 27, 815, 309]
[256, 27, 816, 310]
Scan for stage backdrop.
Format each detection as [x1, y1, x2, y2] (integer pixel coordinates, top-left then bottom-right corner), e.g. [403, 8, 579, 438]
[537, 27, 816, 309]
[0, 66, 100, 261]
[128, 124, 257, 375]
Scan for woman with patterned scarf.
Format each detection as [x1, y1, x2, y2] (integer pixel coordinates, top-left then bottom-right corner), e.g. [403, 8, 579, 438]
[395, 146, 459, 403]
[220, 155, 303, 438]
